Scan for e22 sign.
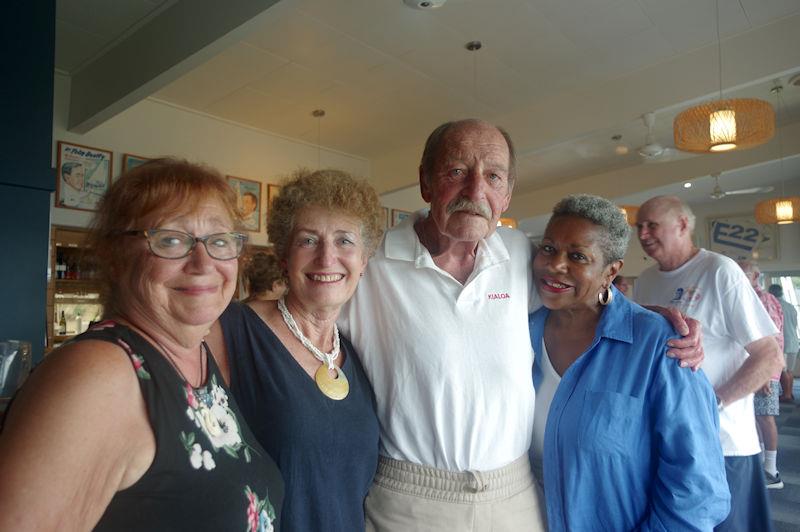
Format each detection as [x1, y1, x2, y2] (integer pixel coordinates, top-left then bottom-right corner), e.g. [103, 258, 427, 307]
[709, 216, 777, 260]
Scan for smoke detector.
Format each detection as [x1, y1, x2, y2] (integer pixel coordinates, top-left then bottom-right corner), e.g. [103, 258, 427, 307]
[403, 0, 447, 9]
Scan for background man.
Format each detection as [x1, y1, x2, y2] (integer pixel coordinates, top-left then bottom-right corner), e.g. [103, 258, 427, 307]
[740, 261, 784, 490]
[634, 195, 783, 531]
[769, 284, 798, 403]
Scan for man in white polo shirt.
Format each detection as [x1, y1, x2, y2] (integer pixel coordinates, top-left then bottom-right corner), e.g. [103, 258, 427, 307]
[634, 195, 783, 532]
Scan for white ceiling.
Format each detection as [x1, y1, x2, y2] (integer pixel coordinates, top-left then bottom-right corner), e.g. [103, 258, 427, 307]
[55, 0, 800, 219]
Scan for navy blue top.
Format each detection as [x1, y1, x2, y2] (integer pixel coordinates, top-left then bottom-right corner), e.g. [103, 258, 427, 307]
[220, 302, 380, 532]
[529, 287, 730, 531]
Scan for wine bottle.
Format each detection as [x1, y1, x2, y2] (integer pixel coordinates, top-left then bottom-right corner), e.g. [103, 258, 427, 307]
[58, 311, 67, 335]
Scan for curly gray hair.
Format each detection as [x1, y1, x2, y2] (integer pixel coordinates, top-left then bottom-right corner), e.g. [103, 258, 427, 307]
[550, 194, 631, 264]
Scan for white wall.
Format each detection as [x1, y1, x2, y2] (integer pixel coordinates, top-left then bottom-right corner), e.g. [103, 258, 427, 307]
[51, 73, 371, 246]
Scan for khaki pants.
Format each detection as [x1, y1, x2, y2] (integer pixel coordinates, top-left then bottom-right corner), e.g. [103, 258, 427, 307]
[365, 454, 546, 532]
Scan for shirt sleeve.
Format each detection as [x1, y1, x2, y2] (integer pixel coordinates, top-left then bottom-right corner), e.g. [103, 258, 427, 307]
[717, 261, 779, 347]
[641, 354, 731, 530]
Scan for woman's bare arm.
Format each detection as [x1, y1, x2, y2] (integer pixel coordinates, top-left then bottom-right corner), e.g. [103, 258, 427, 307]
[0, 340, 154, 531]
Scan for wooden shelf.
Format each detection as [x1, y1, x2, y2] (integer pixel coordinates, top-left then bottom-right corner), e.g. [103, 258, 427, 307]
[47, 225, 104, 353]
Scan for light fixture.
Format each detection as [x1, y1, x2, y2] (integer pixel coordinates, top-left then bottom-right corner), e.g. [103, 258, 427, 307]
[497, 217, 518, 229]
[465, 40, 482, 98]
[403, 0, 447, 9]
[673, 0, 774, 153]
[618, 205, 639, 226]
[312, 109, 325, 169]
[612, 134, 629, 155]
[683, 182, 693, 189]
[754, 85, 800, 225]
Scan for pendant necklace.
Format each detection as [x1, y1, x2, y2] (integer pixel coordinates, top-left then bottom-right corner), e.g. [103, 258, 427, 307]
[155, 339, 211, 405]
[278, 296, 349, 400]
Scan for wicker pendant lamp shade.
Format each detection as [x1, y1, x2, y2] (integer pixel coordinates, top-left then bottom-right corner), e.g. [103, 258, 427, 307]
[618, 205, 639, 226]
[673, 99, 775, 153]
[755, 197, 800, 225]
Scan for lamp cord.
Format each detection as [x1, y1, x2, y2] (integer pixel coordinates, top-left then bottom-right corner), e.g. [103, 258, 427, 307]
[716, 0, 723, 100]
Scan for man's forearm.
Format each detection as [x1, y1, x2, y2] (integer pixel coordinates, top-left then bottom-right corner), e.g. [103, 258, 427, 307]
[716, 336, 783, 406]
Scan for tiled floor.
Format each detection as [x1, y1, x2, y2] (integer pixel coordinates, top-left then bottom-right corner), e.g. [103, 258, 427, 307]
[771, 380, 800, 531]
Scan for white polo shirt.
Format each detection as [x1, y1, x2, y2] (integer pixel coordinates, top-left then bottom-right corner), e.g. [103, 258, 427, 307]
[339, 210, 537, 471]
[634, 248, 778, 456]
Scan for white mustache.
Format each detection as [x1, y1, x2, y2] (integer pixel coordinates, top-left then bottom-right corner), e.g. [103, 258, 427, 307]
[446, 198, 491, 220]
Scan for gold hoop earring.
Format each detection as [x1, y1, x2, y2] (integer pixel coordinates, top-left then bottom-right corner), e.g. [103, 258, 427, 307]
[598, 286, 613, 306]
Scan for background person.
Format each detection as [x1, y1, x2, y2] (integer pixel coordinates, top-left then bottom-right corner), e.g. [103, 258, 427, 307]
[739, 261, 784, 489]
[611, 274, 631, 297]
[242, 251, 286, 302]
[634, 195, 783, 532]
[0, 158, 280, 531]
[530, 194, 728, 531]
[769, 283, 798, 403]
[208, 168, 382, 531]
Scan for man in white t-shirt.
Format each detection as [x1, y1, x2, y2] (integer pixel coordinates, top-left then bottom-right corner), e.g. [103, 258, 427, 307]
[633, 195, 783, 532]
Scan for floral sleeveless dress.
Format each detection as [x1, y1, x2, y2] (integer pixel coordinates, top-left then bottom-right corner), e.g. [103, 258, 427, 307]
[74, 321, 282, 531]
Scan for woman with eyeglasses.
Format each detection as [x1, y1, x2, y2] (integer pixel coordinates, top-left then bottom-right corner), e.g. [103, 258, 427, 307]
[206, 168, 382, 531]
[0, 158, 281, 531]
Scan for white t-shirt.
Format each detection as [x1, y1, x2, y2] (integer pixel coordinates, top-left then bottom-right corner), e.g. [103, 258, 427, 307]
[633, 248, 778, 456]
[531, 342, 560, 482]
[339, 210, 538, 471]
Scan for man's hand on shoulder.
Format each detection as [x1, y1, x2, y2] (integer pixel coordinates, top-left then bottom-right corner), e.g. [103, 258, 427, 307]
[645, 305, 704, 371]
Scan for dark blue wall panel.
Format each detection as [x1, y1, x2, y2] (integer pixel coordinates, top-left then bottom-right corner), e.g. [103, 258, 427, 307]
[0, 185, 51, 362]
[0, 1, 55, 364]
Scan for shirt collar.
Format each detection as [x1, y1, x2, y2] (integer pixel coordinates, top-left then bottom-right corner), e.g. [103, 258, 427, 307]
[594, 285, 633, 344]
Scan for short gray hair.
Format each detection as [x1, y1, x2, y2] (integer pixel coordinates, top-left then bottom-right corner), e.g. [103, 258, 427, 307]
[550, 194, 631, 264]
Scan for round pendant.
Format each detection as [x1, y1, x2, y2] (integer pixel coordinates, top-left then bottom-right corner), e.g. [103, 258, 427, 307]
[314, 364, 349, 400]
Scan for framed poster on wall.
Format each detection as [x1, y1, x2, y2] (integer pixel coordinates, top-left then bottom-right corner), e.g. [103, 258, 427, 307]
[122, 153, 151, 172]
[227, 175, 262, 232]
[708, 214, 778, 261]
[55, 141, 112, 212]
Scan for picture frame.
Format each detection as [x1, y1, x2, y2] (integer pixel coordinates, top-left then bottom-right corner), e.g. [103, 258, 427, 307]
[56, 141, 112, 212]
[391, 209, 411, 227]
[381, 207, 389, 230]
[267, 184, 281, 212]
[227, 175, 262, 233]
[707, 214, 778, 261]
[122, 153, 151, 172]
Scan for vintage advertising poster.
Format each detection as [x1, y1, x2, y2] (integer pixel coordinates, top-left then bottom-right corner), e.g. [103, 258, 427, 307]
[56, 141, 112, 212]
[228, 175, 262, 232]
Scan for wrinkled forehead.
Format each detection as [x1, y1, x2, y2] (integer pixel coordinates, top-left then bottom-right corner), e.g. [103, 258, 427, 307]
[439, 124, 509, 163]
[639, 201, 679, 223]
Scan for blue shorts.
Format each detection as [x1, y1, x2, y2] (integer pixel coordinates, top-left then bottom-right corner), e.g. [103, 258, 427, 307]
[714, 454, 773, 532]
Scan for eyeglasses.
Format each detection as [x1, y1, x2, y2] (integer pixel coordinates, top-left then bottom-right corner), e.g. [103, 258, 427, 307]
[123, 229, 248, 260]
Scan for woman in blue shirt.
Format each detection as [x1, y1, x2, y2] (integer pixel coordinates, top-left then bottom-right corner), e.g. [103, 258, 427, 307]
[529, 194, 730, 531]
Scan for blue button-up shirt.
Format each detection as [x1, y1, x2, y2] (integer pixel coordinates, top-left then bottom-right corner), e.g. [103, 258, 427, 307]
[530, 287, 730, 531]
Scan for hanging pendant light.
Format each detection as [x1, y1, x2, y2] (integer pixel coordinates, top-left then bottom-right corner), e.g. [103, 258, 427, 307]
[673, 0, 774, 153]
[312, 109, 325, 169]
[754, 85, 800, 225]
[618, 205, 639, 226]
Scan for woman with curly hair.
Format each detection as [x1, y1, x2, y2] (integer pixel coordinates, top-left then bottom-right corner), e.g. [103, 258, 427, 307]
[208, 168, 383, 531]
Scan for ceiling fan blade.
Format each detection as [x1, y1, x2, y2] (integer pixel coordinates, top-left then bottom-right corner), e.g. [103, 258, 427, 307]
[724, 186, 775, 195]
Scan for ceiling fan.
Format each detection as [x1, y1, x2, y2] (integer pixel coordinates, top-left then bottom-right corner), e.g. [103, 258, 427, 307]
[709, 172, 774, 200]
[637, 112, 677, 163]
